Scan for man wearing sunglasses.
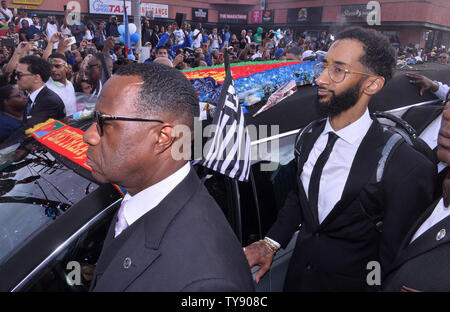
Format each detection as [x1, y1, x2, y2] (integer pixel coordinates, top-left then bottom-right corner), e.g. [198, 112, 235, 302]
[16, 55, 66, 128]
[245, 27, 436, 291]
[84, 63, 254, 292]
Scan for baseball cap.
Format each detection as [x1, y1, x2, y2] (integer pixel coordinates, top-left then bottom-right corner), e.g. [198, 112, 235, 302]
[247, 29, 253, 33]
[30, 13, 37, 17]
[302, 50, 316, 60]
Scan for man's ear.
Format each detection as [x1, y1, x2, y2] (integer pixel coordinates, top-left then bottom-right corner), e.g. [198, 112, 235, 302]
[153, 124, 176, 155]
[363, 76, 385, 96]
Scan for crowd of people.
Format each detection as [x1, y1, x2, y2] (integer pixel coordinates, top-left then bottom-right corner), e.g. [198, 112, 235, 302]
[0, 2, 450, 293]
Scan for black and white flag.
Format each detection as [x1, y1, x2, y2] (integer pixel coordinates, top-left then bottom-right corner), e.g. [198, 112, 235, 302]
[202, 51, 251, 182]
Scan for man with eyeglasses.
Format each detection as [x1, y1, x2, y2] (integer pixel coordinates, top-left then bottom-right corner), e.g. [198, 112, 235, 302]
[15, 55, 65, 127]
[84, 63, 255, 292]
[244, 27, 436, 292]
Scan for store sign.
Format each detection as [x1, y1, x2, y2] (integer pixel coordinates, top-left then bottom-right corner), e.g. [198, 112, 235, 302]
[219, 12, 248, 23]
[287, 7, 322, 24]
[250, 10, 273, 24]
[341, 5, 371, 22]
[89, 0, 131, 15]
[192, 8, 208, 22]
[140, 3, 169, 19]
[12, 0, 42, 5]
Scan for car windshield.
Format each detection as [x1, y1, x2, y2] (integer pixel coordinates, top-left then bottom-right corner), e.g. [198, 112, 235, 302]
[0, 122, 98, 265]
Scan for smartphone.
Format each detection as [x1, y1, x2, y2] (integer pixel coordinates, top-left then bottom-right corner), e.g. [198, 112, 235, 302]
[113, 37, 121, 44]
[1, 38, 15, 47]
[64, 5, 67, 11]
[67, 36, 76, 46]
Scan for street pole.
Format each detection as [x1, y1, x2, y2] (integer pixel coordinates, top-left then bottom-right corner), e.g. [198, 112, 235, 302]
[133, 0, 142, 62]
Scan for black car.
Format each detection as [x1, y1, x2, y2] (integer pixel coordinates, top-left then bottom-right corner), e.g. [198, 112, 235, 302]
[0, 65, 448, 292]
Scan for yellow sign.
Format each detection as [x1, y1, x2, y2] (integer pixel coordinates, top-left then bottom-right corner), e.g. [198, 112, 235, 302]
[12, 0, 43, 6]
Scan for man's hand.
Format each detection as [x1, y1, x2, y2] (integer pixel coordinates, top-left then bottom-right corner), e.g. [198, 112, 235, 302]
[244, 240, 275, 283]
[103, 36, 115, 52]
[173, 53, 184, 65]
[405, 72, 439, 96]
[49, 32, 62, 44]
[15, 41, 31, 56]
[57, 37, 71, 53]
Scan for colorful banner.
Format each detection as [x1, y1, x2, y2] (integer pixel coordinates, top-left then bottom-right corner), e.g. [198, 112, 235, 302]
[182, 60, 301, 83]
[250, 10, 273, 24]
[27, 119, 91, 171]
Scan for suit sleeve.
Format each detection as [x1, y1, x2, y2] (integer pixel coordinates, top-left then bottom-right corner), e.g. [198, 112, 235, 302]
[25, 94, 66, 128]
[266, 185, 302, 249]
[380, 143, 437, 270]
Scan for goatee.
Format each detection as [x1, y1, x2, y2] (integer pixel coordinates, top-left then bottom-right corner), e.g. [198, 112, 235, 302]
[315, 81, 363, 118]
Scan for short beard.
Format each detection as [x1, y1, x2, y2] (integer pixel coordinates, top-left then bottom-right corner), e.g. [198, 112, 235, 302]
[315, 80, 363, 118]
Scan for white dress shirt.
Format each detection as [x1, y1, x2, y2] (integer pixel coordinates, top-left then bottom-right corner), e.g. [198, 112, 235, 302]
[410, 197, 450, 243]
[46, 78, 77, 116]
[301, 109, 373, 224]
[266, 109, 373, 248]
[119, 163, 191, 228]
[28, 85, 45, 108]
[434, 81, 449, 102]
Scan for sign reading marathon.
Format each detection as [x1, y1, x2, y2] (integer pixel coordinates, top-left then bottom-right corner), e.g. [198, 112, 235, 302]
[219, 12, 248, 24]
[192, 8, 208, 22]
[287, 7, 322, 24]
[341, 4, 372, 22]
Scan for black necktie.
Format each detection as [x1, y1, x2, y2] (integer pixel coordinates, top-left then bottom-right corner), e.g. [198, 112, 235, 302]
[308, 132, 339, 213]
[26, 96, 33, 116]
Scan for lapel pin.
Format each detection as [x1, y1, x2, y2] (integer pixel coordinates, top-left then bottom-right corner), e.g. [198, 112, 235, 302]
[123, 257, 132, 269]
[436, 229, 446, 241]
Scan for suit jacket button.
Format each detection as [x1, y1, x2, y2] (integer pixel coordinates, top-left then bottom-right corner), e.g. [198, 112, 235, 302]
[306, 264, 312, 270]
[123, 257, 132, 269]
[315, 232, 320, 237]
[436, 229, 446, 241]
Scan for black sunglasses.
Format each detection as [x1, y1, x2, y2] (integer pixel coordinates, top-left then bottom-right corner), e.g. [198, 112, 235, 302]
[94, 111, 164, 136]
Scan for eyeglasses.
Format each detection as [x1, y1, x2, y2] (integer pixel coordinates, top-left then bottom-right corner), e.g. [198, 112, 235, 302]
[93, 111, 164, 136]
[88, 63, 100, 69]
[16, 72, 34, 79]
[9, 91, 25, 98]
[313, 62, 376, 83]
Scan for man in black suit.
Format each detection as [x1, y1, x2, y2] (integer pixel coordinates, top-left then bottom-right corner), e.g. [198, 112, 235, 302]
[83, 63, 254, 292]
[383, 100, 450, 292]
[244, 27, 437, 292]
[401, 73, 449, 193]
[16, 55, 66, 128]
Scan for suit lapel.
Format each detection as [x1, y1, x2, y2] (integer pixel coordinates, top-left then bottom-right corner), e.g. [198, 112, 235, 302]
[320, 120, 388, 228]
[390, 199, 449, 271]
[402, 105, 443, 135]
[92, 167, 202, 291]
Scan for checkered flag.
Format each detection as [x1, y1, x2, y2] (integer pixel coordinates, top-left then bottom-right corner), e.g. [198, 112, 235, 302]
[201, 51, 251, 182]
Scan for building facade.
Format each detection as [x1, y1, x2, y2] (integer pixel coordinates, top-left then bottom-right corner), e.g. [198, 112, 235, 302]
[5, 0, 450, 50]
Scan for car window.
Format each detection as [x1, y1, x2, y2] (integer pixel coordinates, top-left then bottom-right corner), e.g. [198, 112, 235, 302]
[239, 134, 298, 246]
[0, 143, 98, 265]
[19, 207, 115, 292]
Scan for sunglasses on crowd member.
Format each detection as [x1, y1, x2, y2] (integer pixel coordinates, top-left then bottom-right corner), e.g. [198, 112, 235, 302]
[93, 111, 164, 136]
[313, 62, 377, 83]
[15, 71, 35, 80]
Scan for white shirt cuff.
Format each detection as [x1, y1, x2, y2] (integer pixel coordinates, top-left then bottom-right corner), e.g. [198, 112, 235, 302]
[433, 81, 450, 101]
[264, 237, 281, 250]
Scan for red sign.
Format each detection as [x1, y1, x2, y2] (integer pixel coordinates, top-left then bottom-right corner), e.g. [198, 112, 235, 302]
[250, 10, 262, 24]
[28, 119, 91, 171]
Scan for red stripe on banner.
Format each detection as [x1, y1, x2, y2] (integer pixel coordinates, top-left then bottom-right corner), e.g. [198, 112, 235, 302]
[182, 61, 301, 83]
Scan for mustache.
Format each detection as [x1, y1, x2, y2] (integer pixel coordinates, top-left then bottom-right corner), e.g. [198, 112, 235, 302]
[317, 87, 335, 96]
